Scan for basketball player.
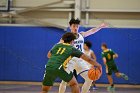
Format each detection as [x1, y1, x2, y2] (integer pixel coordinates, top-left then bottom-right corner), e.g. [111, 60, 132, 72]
[42, 32, 102, 93]
[101, 43, 128, 91]
[84, 41, 98, 90]
[59, 18, 107, 93]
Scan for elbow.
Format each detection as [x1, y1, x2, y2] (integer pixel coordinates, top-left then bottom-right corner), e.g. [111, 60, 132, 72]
[47, 55, 51, 58]
[103, 61, 106, 65]
[47, 52, 51, 58]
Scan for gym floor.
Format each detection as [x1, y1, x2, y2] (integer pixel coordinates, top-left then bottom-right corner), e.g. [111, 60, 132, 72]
[0, 83, 140, 93]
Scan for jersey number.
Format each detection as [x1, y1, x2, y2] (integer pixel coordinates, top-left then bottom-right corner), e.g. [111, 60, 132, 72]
[76, 45, 82, 51]
[56, 48, 66, 54]
[107, 54, 111, 59]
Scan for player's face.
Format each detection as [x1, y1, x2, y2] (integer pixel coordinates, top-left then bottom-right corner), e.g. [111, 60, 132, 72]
[101, 46, 106, 51]
[70, 24, 79, 34]
[84, 44, 89, 50]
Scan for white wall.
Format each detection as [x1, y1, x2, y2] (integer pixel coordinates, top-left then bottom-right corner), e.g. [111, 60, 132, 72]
[90, 0, 140, 10]
[13, 0, 61, 7]
[13, 0, 140, 10]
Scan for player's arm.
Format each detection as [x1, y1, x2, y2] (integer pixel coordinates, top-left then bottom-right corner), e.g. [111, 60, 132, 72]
[102, 57, 107, 65]
[47, 51, 51, 58]
[72, 48, 101, 68]
[91, 51, 97, 61]
[113, 53, 118, 59]
[80, 54, 101, 68]
[80, 23, 108, 37]
[111, 49, 118, 59]
[47, 44, 57, 58]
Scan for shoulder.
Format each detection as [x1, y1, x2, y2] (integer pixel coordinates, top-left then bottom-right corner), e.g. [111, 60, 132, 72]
[79, 32, 85, 37]
[90, 50, 94, 54]
[55, 43, 61, 46]
[54, 43, 64, 48]
[71, 46, 77, 50]
[102, 52, 104, 55]
[109, 49, 113, 52]
[90, 50, 94, 53]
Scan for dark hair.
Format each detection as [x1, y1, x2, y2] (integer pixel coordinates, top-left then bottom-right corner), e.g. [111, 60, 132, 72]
[69, 18, 80, 26]
[102, 43, 108, 48]
[84, 41, 92, 48]
[62, 32, 76, 43]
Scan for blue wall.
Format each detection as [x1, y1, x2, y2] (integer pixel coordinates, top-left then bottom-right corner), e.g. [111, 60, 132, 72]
[0, 26, 140, 84]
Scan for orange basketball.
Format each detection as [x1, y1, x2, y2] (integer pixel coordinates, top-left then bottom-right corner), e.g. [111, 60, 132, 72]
[88, 67, 102, 81]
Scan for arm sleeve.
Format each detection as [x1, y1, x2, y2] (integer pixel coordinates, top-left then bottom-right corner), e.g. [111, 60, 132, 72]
[50, 44, 57, 53]
[101, 52, 105, 58]
[71, 47, 83, 58]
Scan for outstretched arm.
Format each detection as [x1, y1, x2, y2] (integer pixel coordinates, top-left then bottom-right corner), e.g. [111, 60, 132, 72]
[80, 54, 101, 68]
[81, 23, 108, 37]
[113, 53, 118, 59]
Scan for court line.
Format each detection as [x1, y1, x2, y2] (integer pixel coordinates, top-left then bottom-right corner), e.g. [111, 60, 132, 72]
[0, 81, 140, 89]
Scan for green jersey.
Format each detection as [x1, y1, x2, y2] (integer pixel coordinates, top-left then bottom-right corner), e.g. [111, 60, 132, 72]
[46, 43, 83, 69]
[102, 49, 115, 66]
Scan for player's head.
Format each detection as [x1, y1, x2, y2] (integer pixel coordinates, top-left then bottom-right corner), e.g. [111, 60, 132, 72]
[101, 43, 108, 50]
[62, 32, 76, 44]
[84, 41, 92, 50]
[69, 18, 80, 34]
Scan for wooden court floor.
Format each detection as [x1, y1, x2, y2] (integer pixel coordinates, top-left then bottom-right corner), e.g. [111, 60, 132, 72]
[1, 84, 140, 93]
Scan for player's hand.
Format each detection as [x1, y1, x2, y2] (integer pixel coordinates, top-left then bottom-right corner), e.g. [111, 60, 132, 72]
[94, 64, 102, 76]
[99, 23, 108, 28]
[113, 53, 118, 59]
[91, 66, 95, 69]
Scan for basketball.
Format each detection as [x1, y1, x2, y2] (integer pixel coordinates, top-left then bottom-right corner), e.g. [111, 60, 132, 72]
[88, 67, 102, 81]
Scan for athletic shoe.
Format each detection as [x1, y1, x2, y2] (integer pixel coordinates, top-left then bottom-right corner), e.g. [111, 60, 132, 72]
[121, 73, 129, 80]
[92, 86, 98, 90]
[107, 86, 115, 92]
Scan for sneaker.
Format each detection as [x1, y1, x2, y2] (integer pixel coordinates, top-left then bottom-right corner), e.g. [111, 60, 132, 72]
[121, 73, 129, 80]
[92, 86, 98, 90]
[107, 86, 115, 92]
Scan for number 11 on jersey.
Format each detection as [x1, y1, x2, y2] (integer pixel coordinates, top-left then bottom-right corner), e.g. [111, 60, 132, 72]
[56, 48, 66, 54]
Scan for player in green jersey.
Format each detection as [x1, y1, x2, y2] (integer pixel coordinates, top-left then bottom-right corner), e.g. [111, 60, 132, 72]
[41, 32, 102, 93]
[101, 43, 128, 91]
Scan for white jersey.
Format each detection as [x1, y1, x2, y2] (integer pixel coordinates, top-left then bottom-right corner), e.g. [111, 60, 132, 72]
[84, 49, 93, 57]
[73, 33, 84, 52]
[84, 50, 94, 67]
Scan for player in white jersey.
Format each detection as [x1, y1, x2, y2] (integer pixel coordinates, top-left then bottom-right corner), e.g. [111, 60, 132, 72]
[59, 18, 107, 93]
[84, 41, 98, 90]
